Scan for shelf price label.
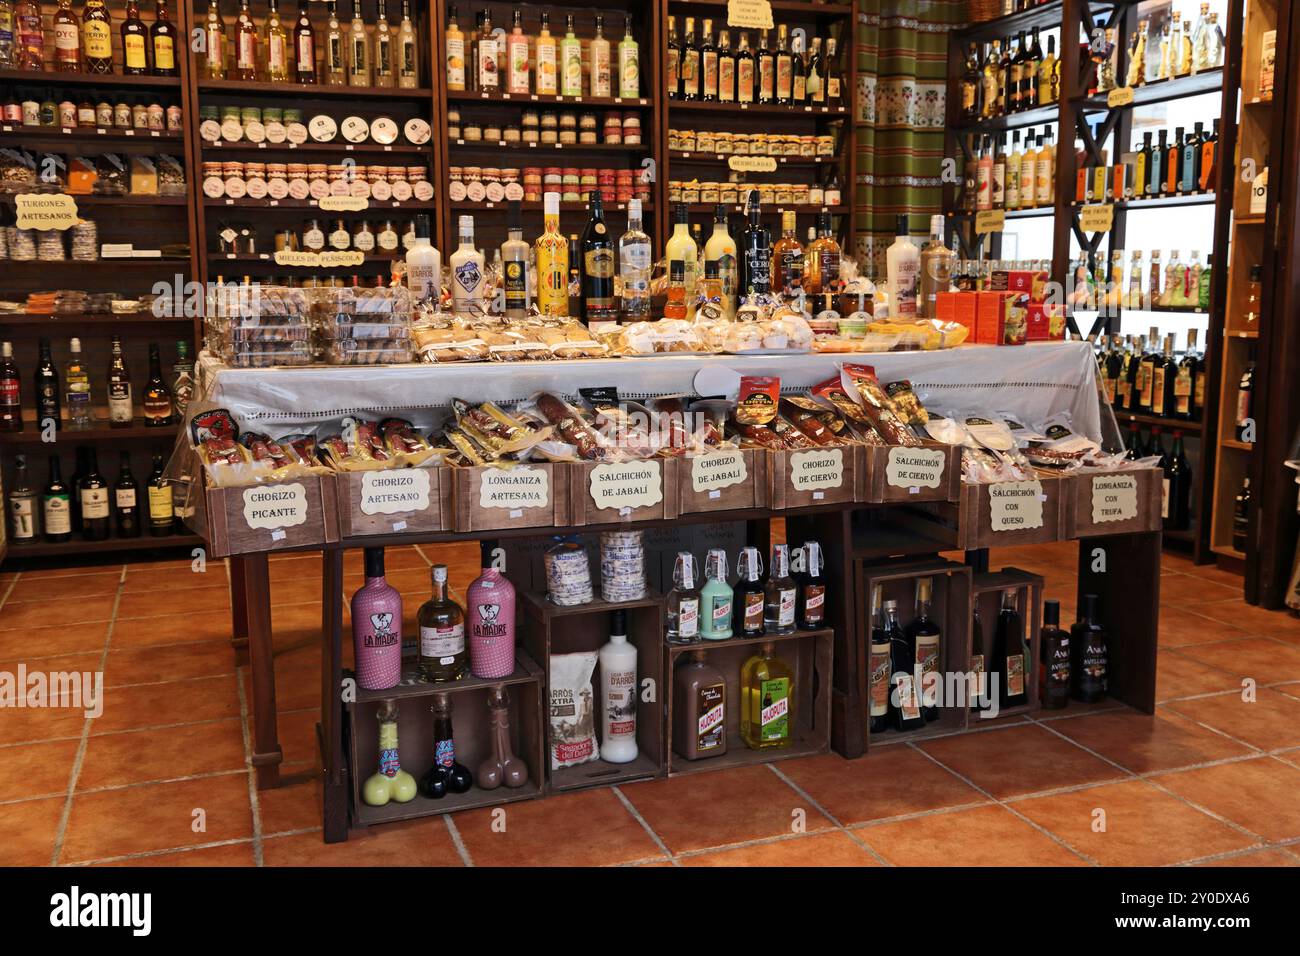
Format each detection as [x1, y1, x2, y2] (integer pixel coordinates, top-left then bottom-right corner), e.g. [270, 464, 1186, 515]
[988, 480, 1045, 532]
[1080, 203, 1114, 233]
[728, 155, 778, 173]
[318, 195, 368, 212]
[1107, 86, 1135, 107]
[273, 250, 321, 267]
[974, 209, 1005, 234]
[14, 193, 79, 231]
[728, 0, 774, 30]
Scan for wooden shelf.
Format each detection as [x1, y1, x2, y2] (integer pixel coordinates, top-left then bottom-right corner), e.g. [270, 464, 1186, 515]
[0, 193, 186, 206]
[1074, 68, 1225, 112]
[5, 533, 201, 559]
[447, 89, 651, 108]
[665, 626, 831, 657]
[1070, 192, 1217, 212]
[667, 150, 835, 167]
[0, 68, 182, 90]
[0, 125, 183, 147]
[522, 590, 662, 620]
[669, 100, 847, 118]
[352, 653, 542, 705]
[1113, 410, 1203, 434]
[0, 312, 189, 327]
[0, 258, 190, 269]
[1220, 438, 1254, 452]
[352, 779, 541, 826]
[682, 203, 847, 214]
[952, 101, 1060, 135]
[956, 0, 1072, 39]
[948, 205, 1056, 221]
[669, 0, 854, 19]
[449, 199, 652, 212]
[198, 79, 432, 99]
[202, 140, 430, 155]
[450, 139, 649, 154]
[207, 253, 403, 265]
[204, 197, 433, 210]
[0, 419, 179, 446]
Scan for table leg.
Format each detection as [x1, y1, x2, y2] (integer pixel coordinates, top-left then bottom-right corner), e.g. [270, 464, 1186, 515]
[320, 547, 349, 843]
[1077, 531, 1160, 713]
[229, 554, 250, 667]
[242, 551, 283, 790]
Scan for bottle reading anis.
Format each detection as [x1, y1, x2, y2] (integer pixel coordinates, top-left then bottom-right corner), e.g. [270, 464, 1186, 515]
[619, 198, 652, 321]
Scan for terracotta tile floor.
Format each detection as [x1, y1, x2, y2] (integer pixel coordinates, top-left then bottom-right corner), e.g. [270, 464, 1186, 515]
[4, 540, 1300, 867]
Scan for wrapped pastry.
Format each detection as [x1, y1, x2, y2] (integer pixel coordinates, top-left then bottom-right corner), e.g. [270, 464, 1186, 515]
[414, 324, 489, 363]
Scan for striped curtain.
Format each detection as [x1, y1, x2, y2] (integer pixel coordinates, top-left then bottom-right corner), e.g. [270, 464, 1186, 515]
[854, 0, 966, 278]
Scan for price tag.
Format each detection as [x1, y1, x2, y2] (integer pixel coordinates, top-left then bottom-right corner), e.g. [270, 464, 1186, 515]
[728, 155, 777, 173]
[988, 480, 1045, 532]
[14, 193, 79, 230]
[1107, 86, 1134, 107]
[318, 195, 368, 211]
[728, 0, 774, 30]
[974, 209, 1005, 234]
[1090, 474, 1138, 524]
[1080, 203, 1114, 232]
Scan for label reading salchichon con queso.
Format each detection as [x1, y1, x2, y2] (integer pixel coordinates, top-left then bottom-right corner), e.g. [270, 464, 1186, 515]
[589, 460, 663, 511]
[885, 446, 946, 489]
[360, 468, 431, 516]
[690, 449, 747, 494]
[479, 466, 549, 510]
[987, 479, 1044, 532]
[789, 448, 843, 492]
[241, 482, 309, 530]
[1090, 474, 1138, 524]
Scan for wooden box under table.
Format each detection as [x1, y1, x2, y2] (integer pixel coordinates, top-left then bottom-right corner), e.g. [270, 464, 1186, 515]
[864, 440, 962, 504]
[452, 461, 572, 533]
[675, 447, 769, 515]
[769, 444, 862, 510]
[957, 471, 1068, 551]
[969, 568, 1044, 726]
[194, 472, 338, 558]
[1064, 466, 1164, 538]
[331, 467, 453, 538]
[567, 457, 679, 526]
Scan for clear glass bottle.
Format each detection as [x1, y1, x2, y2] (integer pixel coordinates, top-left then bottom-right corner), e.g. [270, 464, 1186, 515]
[418, 564, 468, 682]
[347, 1, 370, 86]
[666, 551, 701, 644]
[763, 544, 797, 635]
[64, 337, 91, 429]
[372, 2, 394, 87]
[235, 0, 259, 81]
[202, 0, 226, 79]
[105, 334, 132, 427]
[617, 14, 639, 99]
[443, 3, 465, 92]
[263, 0, 289, 82]
[618, 198, 652, 321]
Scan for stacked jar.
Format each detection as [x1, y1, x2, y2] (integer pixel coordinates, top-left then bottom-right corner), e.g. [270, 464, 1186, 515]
[668, 129, 835, 158]
[201, 161, 432, 203]
[451, 108, 643, 148]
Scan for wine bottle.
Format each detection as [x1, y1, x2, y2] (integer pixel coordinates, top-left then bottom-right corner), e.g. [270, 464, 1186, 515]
[1070, 594, 1107, 703]
[8, 454, 37, 541]
[418, 564, 468, 682]
[146, 451, 173, 536]
[906, 577, 943, 720]
[143, 343, 173, 426]
[887, 599, 925, 732]
[0, 341, 21, 432]
[990, 588, 1027, 708]
[580, 192, 616, 322]
[1039, 600, 1070, 710]
[113, 451, 140, 537]
[42, 455, 72, 544]
[79, 448, 110, 542]
[738, 190, 771, 298]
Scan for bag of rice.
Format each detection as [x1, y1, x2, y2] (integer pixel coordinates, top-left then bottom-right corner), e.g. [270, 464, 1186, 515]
[549, 651, 600, 769]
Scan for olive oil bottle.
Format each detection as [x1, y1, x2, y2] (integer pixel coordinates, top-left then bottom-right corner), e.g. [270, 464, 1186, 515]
[740, 641, 793, 750]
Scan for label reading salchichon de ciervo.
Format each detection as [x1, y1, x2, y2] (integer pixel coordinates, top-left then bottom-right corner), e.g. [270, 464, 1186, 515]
[242, 482, 309, 530]
[987, 479, 1044, 532]
[478, 466, 549, 510]
[359, 469, 430, 516]
[885, 446, 946, 489]
[690, 449, 747, 494]
[589, 460, 663, 511]
[1090, 474, 1138, 524]
[789, 448, 844, 492]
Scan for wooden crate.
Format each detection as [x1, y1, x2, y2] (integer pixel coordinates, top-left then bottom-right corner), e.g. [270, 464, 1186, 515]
[331, 467, 453, 538]
[346, 652, 546, 827]
[957, 471, 1069, 550]
[196, 473, 338, 558]
[520, 591, 666, 792]
[769, 444, 862, 510]
[451, 461, 571, 533]
[665, 628, 832, 775]
[863, 441, 962, 504]
[568, 457, 679, 526]
[855, 559, 974, 749]
[676, 447, 769, 515]
[969, 569, 1044, 726]
[1064, 467, 1164, 539]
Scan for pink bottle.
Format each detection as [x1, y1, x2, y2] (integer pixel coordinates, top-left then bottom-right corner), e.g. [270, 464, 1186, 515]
[467, 565, 517, 679]
[352, 548, 403, 690]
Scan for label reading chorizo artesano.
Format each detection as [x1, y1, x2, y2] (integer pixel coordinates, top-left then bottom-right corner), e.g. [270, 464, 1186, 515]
[789, 448, 843, 492]
[479, 466, 549, 510]
[242, 482, 309, 530]
[359, 469, 430, 516]
[885, 446, 946, 489]
[589, 460, 663, 511]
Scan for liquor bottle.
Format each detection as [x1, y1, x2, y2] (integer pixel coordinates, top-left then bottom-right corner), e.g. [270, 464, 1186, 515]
[793, 541, 826, 630]
[974, 134, 992, 211]
[763, 544, 797, 636]
[1039, 600, 1069, 710]
[8, 454, 36, 541]
[666, 551, 701, 644]
[991, 134, 1007, 209]
[886, 599, 924, 732]
[151, 0, 178, 77]
[680, 16, 699, 101]
[990, 588, 1027, 708]
[738, 190, 771, 298]
[790, 30, 806, 104]
[106, 335, 132, 428]
[34, 338, 58, 431]
[665, 15, 680, 99]
[580, 192, 616, 322]
[1038, 33, 1060, 103]
[1165, 126, 1183, 195]
[918, 215, 956, 319]
[42, 455, 71, 543]
[699, 549, 734, 641]
[665, 203, 700, 308]
[703, 204, 737, 318]
[1164, 429, 1192, 530]
[79, 448, 109, 541]
[201, 0, 224, 79]
[1149, 129, 1166, 196]
[144, 451, 172, 536]
[1234, 360, 1254, 442]
[774, 24, 793, 104]
[143, 344, 173, 426]
[1070, 594, 1107, 703]
[372, 2, 394, 87]
[560, 13, 581, 97]
[584, 13, 609, 98]
[112, 451, 139, 537]
[805, 209, 841, 296]
[770, 210, 804, 298]
[533, 11, 556, 96]
[450, 215, 485, 314]
[695, 258, 722, 317]
[1181, 122, 1202, 193]
[1152, 333, 1175, 418]
[1035, 128, 1055, 206]
[1232, 478, 1251, 552]
[736, 31, 754, 104]
[505, 10, 529, 94]
[64, 338, 91, 429]
[733, 545, 765, 637]
[825, 35, 842, 108]
[294, 0, 317, 83]
[868, 585, 891, 732]
[619, 198, 652, 321]
[420, 692, 473, 798]
[959, 41, 981, 119]
[886, 215, 919, 316]
[418, 564, 468, 682]
[14, 0, 42, 71]
[1023, 28, 1043, 108]
[54, 0, 81, 72]
[596, 610, 639, 763]
[1138, 326, 1160, 410]
[0, 341, 19, 432]
[717, 28, 734, 103]
[235, 0, 259, 81]
[664, 260, 687, 320]
[360, 699, 417, 806]
[741, 642, 793, 750]
[535, 192, 568, 316]
[979, 41, 999, 118]
[1200, 118, 1218, 191]
[80, 0, 112, 74]
[466, 548, 516, 678]
[476, 685, 529, 789]
[757, 28, 774, 103]
[806, 35, 823, 105]
[347, 1, 370, 85]
[444, 4, 465, 91]
[404, 214, 440, 302]
[491, 201, 528, 320]
[969, 603, 986, 712]
[700, 20, 720, 101]
[352, 548, 402, 690]
[674, 651, 727, 760]
[1019, 130, 1038, 208]
[905, 577, 942, 721]
[1005, 32, 1022, 112]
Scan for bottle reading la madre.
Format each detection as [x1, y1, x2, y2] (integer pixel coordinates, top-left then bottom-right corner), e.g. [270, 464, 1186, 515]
[450, 215, 485, 314]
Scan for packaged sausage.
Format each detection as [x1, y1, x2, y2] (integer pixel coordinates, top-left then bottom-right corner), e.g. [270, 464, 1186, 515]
[840, 364, 921, 447]
[735, 376, 781, 426]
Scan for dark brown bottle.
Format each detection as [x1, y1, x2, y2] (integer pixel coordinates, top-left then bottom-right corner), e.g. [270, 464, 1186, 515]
[794, 541, 826, 630]
[146, 452, 174, 537]
[905, 577, 943, 721]
[143, 343, 173, 426]
[420, 692, 473, 798]
[732, 545, 766, 637]
[121, 0, 150, 75]
[990, 588, 1027, 708]
[867, 585, 890, 733]
[79, 448, 110, 541]
[1070, 594, 1107, 703]
[1039, 599, 1070, 709]
[886, 599, 925, 732]
[113, 451, 141, 538]
[151, 0, 179, 77]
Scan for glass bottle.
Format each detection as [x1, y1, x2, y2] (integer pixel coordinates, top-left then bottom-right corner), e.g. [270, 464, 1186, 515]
[732, 546, 765, 637]
[361, 699, 418, 806]
[347, 0, 370, 86]
[763, 543, 797, 635]
[703, 204, 737, 318]
[106, 334, 132, 428]
[969, 602, 986, 713]
[804, 208, 841, 296]
[143, 450, 170, 536]
[0, 0, 16, 69]
[444, 3, 465, 91]
[0, 340, 20, 432]
[560, 13, 581, 97]
[202, 0, 225, 79]
[418, 564, 468, 682]
[756, 28, 774, 103]
[666, 551, 701, 644]
[14, 0, 43, 71]
[588, 14, 610, 98]
[663, 260, 687, 321]
[617, 14, 638, 99]
[1039, 600, 1070, 710]
[905, 577, 942, 721]
[500, 200, 530, 319]
[502, 9, 527, 94]
[534, 11, 556, 96]
[699, 548, 734, 641]
[665, 203, 699, 310]
[294, 0, 316, 83]
[64, 337, 91, 429]
[54, 0, 81, 72]
[79, 448, 109, 541]
[112, 450, 140, 537]
[372, 2, 394, 87]
[8, 454, 37, 541]
[673, 651, 727, 760]
[867, 585, 890, 732]
[449, 215, 485, 315]
[352, 548, 403, 690]
[680, 16, 699, 100]
[81, 0, 113, 74]
[535, 192, 569, 316]
[619, 198, 652, 321]
[420, 692, 473, 798]
[235, 0, 259, 81]
[476, 686, 530, 788]
[740, 642, 793, 750]
[795, 541, 826, 630]
[142, 343, 173, 426]
[886, 599, 924, 731]
[35, 338, 59, 431]
[580, 191, 616, 322]
[171, 340, 195, 417]
[42, 455, 71, 543]
[774, 23, 793, 104]
[735, 30, 754, 104]
[150, 0, 178, 77]
[991, 589, 1027, 708]
[770, 209, 804, 298]
[1070, 594, 1107, 703]
[738, 189, 771, 299]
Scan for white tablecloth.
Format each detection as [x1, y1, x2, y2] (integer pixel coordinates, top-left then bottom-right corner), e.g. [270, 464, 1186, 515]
[198, 341, 1108, 442]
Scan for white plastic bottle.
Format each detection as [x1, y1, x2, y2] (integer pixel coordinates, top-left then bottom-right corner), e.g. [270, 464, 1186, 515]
[885, 214, 919, 317]
[599, 610, 639, 764]
[404, 214, 441, 302]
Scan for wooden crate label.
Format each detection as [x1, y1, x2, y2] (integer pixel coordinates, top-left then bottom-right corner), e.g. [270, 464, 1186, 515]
[974, 209, 1005, 234]
[242, 482, 309, 530]
[690, 450, 748, 493]
[789, 448, 844, 492]
[1080, 203, 1114, 233]
[589, 460, 663, 511]
[359, 469, 430, 515]
[727, 0, 773, 30]
[886, 446, 946, 490]
[988, 480, 1044, 532]
[478, 466, 549, 510]
[1106, 86, 1134, 107]
[15, 193, 79, 230]
[1090, 474, 1138, 524]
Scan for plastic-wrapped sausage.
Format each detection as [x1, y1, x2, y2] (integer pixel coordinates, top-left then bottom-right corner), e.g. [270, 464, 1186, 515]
[536, 392, 603, 460]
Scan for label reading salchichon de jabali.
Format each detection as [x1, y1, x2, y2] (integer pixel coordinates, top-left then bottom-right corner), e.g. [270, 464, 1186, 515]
[589, 460, 663, 511]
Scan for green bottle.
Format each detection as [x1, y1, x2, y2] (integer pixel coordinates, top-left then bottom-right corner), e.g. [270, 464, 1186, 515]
[1198, 253, 1213, 310]
[699, 548, 734, 641]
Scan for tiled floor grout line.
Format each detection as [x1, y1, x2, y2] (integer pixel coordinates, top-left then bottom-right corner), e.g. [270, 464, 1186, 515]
[610, 786, 677, 864]
[441, 813, 474, 867]
[843, 799, 1000, 831]
[764, 762, 891, 865]
[48, 578, 127, 867]
[234, 662, 266, 867]
[61, 836, 258, 867]
[1172, 844, 1272, 867]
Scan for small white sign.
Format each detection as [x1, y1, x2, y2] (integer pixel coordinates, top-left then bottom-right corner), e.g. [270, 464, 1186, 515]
[886, 447, 946, 490]
[589, 460, 663, 511]
[1090, 474, 1139, 524]
[690, 450, 748, 494]
[988, 480, 1045, 532]
[242, 482, 309, 531]
[359, 469, 430, 516]
[479, 466, 549, 510]
[789, 449, 844, 492]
